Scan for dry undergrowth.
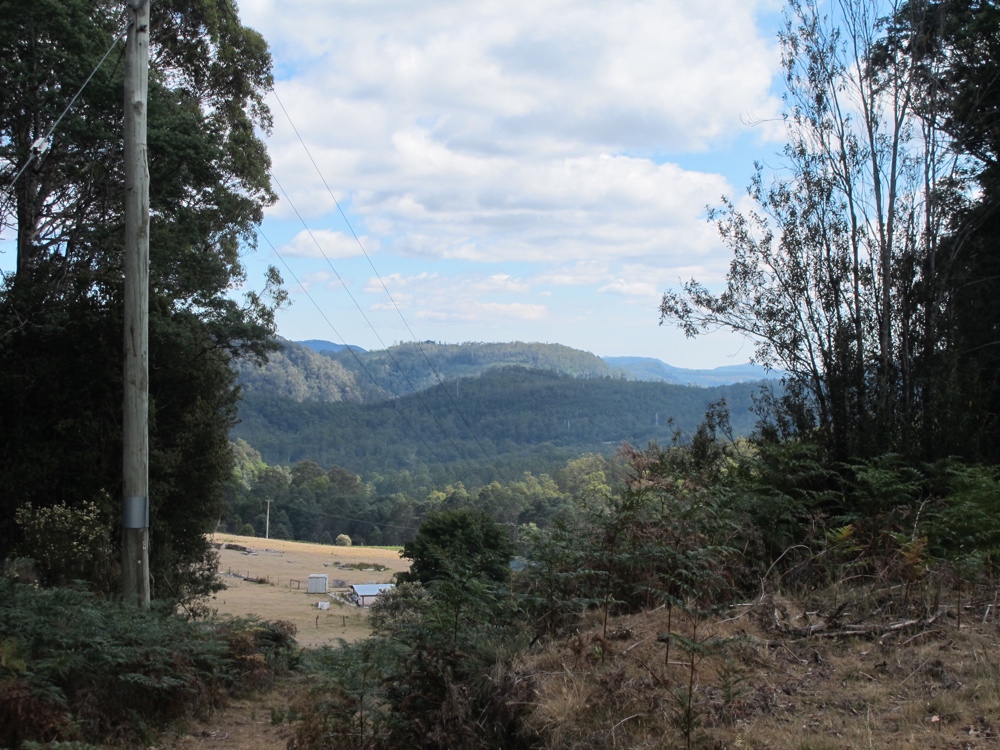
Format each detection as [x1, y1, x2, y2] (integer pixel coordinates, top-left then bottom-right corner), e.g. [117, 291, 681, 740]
[513, 587, 1000, 749]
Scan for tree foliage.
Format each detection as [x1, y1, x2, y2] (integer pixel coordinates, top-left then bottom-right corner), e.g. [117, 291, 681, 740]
[222, 448, 620, 547]
[895, 0, 1000, 461]
[398, 508, 514, 586]
[660, 0, 976, 460]
[0, 0, 285, 600]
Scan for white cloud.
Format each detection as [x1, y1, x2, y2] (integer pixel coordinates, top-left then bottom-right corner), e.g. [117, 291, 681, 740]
[417, 302, 548, 323]
[533, 262, 611, 287]
[235, 0, 787, 365]
[251, 0, 779, 268]
[279, 229, 377, 259]
[599, 279, 660, 298]
[246, 0, 781, 152]
[360, 270, 541, 321]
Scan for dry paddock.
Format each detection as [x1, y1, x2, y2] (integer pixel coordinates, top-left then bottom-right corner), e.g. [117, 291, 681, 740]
[206, 534, 409, 648]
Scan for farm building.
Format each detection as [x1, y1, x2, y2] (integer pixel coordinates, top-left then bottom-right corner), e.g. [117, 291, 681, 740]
[350, 583, 394, 607]
[307, 574, 328, 593]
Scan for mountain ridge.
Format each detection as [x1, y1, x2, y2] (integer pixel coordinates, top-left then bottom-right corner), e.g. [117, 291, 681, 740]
[290, 339, 783, 391]
[601, 355, 782, 386]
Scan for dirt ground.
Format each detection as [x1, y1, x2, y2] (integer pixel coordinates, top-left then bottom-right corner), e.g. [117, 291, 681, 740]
[522, 592, 1000, 749]
[206, 533, 410, 648]
[165, 682, 296, 750]
[161, 536, 410, 749]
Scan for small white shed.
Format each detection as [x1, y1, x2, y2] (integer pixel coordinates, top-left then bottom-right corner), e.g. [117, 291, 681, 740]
[307, 574, 328, 594]
[351, 583, 394, 607]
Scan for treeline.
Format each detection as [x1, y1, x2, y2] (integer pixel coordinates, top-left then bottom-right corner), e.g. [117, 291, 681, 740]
[233, 365, 766, 476]
[224, 439, 616, 546]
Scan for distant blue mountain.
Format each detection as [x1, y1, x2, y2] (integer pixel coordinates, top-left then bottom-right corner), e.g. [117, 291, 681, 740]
[602, 356, 783, 387]
[297, 339, 367, 354]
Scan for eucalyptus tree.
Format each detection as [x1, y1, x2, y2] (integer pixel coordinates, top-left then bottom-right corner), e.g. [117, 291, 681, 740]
[0, 0, 285, 599]
[661, 0, 972, 460]
[894, 0, 1000, 460]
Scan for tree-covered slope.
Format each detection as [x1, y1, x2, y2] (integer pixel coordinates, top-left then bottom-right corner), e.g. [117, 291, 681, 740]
[236, 339, 362, 403]
[322, 341, 619, 400]
[233, 365, 768, 477]
[296, 339, 366, 354]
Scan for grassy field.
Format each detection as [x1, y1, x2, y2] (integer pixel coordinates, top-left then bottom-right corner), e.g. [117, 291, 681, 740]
[207, 534, 410, 648]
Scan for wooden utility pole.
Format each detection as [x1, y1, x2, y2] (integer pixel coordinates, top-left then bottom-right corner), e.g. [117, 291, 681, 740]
[122, 0, 151, 608]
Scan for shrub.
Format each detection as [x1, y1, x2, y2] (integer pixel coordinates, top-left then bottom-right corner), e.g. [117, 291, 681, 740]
[13, 499, 112, 587]
[0, 581, 298, 747]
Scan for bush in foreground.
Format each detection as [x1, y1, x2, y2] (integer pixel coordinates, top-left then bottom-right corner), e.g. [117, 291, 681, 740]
[0, 580, 298, 747]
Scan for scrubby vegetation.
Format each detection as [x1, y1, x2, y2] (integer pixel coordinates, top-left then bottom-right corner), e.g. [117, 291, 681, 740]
[0, 580, 298, 748]
[285, 423, 1000, 749]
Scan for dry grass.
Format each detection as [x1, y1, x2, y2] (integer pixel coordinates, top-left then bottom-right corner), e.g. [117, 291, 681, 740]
[164, 674, 329, 750]
[514, 591, 1000, 749]
[199, 536, 1000, 748]
[205, 534, 410, 648]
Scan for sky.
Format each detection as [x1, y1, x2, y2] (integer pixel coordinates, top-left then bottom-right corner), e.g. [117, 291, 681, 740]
[235, 0, 794, 368]
[9, 0, 793, 369]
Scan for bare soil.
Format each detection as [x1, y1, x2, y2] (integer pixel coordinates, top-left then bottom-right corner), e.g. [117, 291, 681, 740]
[164, 682, 296, 750]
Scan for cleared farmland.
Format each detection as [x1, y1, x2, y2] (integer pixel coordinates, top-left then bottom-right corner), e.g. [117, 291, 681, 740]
[207, 534, 409, 648]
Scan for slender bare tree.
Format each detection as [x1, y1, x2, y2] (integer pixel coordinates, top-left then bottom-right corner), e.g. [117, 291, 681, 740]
[661, 0, 971, 459]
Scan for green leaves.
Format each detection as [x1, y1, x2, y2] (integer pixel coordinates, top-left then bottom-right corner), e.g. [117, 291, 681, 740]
[0, 0, 285, 600]
[0, 581, 298, 746]
[399, 508, 514, 586]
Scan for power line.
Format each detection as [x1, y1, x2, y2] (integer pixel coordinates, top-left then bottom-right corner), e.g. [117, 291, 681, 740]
[2, 19, 130, 201]
[258, 227, 490, 478]
[252, 497, 419, 534]
[270, 91, 512, 483]
[266, 173, 504, 480]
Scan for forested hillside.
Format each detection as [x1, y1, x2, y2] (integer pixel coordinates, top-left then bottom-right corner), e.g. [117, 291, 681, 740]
[235, 339, 361, 403]
[284, 339, 784, 400]
[322, 340, 620, 401]
[233, 365, 766, 481]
